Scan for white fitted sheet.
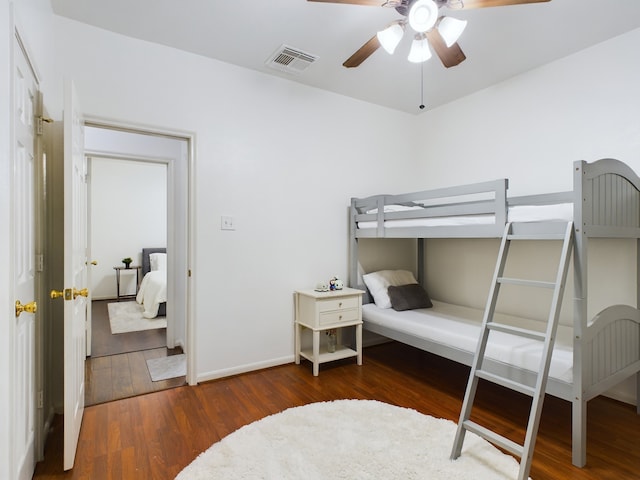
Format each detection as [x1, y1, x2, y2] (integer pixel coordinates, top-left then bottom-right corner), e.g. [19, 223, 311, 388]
[363, 300, 574, 383]
[358, 203, 573, 229]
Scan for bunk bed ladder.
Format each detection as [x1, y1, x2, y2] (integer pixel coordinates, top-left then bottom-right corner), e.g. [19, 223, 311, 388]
[450, 221, 574, 480]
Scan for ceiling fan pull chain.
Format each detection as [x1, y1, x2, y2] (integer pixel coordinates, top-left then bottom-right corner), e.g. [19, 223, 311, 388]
[419, 61, 426, 110]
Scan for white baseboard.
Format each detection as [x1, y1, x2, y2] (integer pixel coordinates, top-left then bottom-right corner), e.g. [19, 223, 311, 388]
[196, 340, 393, 384]
[196, 355, 296, 384]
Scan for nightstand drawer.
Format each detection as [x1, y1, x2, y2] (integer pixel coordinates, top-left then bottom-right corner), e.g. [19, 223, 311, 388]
[319, 308, 359, 326]
[317, 296, 359, 313]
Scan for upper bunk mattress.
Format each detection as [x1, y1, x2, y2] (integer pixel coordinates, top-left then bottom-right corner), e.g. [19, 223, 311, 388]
[357, 203, 573, 229]
[362, 300, 574, 383]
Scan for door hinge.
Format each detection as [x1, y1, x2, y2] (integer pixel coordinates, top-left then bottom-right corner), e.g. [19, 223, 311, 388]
[35, 115, 53, 135]
[37, 391, 43, 409]
[36, 254, 44, 272]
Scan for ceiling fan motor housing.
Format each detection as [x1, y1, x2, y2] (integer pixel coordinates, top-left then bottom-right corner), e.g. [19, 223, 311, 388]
[395, 0, 449, 17]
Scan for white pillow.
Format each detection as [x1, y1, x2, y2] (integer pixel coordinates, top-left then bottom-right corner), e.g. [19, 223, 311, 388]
[149, 252, 167, 272]
[362, 270, 418, 309]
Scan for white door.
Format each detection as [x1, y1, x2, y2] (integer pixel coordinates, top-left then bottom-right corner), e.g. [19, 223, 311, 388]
[62, 79, 88, 471]
[12, 35, 38, 480]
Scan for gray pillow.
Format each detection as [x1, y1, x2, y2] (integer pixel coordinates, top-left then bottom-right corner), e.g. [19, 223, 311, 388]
[388, 284, 433, 311]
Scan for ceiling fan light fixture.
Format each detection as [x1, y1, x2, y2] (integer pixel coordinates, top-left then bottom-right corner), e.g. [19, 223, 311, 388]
[408, 0, 439, 34]
[377, 21, 405, 55]
[407, 34, 432, 63]
[437, 16, 468, 48]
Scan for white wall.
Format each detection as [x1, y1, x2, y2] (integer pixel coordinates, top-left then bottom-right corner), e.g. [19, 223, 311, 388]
[415, 28, 640, 194]
[90, 157, 167, 299]
[10, 1, 639, 415]
[51, 15, 419, 381]
[415, 28, 640, 404]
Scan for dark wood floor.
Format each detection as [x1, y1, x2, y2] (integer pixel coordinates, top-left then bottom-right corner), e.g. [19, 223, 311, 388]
[91, 300, 166, 358]
[86, 300, 185, 406]
[35, 342, 639, 479]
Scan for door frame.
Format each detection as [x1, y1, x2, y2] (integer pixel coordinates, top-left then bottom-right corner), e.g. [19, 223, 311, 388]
[83, 117, 196, 384]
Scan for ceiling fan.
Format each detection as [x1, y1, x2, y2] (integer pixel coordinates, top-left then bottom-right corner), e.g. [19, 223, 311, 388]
[308, 0, 551, 68]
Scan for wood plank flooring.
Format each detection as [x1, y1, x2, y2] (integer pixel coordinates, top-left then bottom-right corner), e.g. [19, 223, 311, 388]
[91, 300, 166, 358]
[85, 299, 185, 406]
[34, 342, 640, 479]
[85, 347, 186, 406]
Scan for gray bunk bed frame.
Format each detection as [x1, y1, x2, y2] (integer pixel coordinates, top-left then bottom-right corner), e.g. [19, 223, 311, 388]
[349, 158, 640, 468]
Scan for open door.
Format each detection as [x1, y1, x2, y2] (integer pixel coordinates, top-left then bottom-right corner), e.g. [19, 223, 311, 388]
[61, 79, 88, 471]
[12, 31, 39, 480]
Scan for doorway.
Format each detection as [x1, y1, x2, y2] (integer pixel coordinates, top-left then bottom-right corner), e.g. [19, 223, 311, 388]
[83, 124, 191, 405]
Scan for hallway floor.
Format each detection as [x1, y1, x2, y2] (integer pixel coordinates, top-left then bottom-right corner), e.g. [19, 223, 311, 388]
[85, 300, 185, 406]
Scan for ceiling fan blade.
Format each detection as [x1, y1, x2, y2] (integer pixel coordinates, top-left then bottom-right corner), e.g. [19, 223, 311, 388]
[307, 0, 388, 6]
[453, 0, 550, 9]
[343, 35, 381, 68]
[426, 29, 466, 68]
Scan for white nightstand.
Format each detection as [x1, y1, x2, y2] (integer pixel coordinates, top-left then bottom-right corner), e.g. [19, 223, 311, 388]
[294, 287, 364, 376]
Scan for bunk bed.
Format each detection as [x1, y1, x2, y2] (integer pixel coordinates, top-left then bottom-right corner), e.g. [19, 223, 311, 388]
[348, 158, 640, 468]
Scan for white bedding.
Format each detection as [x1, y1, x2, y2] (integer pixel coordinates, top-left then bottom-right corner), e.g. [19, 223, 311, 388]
[358, 203, 573, 229]
[363, 300, 574, 383]
[136, 270, 167, 318]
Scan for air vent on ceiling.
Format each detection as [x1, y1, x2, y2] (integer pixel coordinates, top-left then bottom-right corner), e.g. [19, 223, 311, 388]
[266, 45, 318, 75]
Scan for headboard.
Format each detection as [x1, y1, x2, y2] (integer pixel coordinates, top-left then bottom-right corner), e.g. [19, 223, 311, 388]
[141, 247, 166, 276]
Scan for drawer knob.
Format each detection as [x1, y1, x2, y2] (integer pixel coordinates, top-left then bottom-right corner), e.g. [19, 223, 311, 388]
[339, 302, 342, 307]
[339, 315, 343, 320]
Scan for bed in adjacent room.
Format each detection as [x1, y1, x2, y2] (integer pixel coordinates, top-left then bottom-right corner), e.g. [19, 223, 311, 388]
[136, 247, 167, 319]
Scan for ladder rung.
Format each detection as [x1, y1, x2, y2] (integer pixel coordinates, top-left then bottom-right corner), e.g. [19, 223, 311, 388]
[475, 369, 536, 396]
[462, 420, 524, 457]
[498, 277, 555, 289]
[487, 322, 546, 341]
[507, 233, 565, 241]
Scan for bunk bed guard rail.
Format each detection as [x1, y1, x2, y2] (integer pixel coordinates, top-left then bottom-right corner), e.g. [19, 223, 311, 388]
[350, 178, 509, 240]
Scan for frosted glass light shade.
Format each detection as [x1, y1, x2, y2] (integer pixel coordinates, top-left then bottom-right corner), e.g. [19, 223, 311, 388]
[408, 0, 438, 34]
[408, 35, 432, 63]
[438, 16, 467, 47]
[377, 22, 404, 54]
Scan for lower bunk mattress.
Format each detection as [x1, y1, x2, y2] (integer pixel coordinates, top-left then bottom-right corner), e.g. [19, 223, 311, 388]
[363, 300, 574, 384]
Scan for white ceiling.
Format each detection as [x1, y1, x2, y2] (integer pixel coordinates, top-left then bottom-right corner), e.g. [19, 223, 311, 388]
[50, 0, 640, 114]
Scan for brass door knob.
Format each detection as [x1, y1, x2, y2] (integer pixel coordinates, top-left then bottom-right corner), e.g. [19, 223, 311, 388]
[87, 260, 98, 266]
[50, 289, 65, 299]
[15, 300, 37, 317]
[73, 288, 89, 299]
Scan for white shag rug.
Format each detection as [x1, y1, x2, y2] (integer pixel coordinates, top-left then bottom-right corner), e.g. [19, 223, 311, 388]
[107, 301, 166, 334]
[176, 399, 529, 480]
